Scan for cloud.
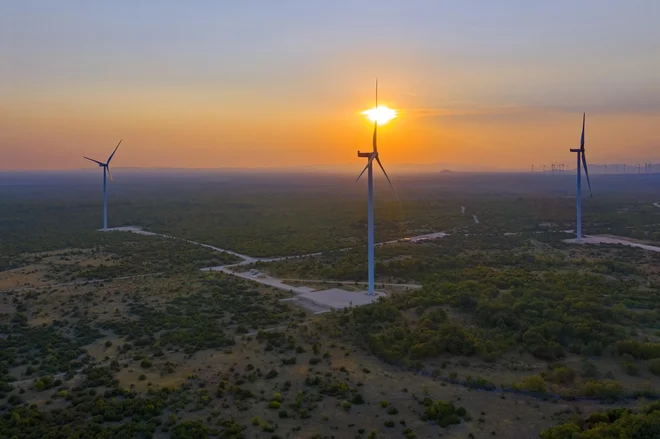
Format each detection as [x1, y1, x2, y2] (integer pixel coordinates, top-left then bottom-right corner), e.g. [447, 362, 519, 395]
[400, 105, 551, 119]
[401, 96, 660, 120]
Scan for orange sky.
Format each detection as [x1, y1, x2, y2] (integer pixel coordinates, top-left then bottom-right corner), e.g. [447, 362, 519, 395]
[2, 87, 658, 171]
[2, 2, 659, 171]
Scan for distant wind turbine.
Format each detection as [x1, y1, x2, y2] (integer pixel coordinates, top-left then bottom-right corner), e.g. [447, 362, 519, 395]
[84, 140, 123, 230]
[569, 114, 592, 241]
[357, 80, 397, 296]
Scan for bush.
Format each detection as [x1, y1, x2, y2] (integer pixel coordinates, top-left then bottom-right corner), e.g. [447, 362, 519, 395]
[268, 400, 281, 409]
[616, 340, 660, 360]
[171, 421, 213, 439]
[581, 380, 623, 401]
[580, 359, 600, 379]
[438, 414, 461, 427]
[623, 361, 639, 376]
[34, 380, 46, 392]
[352, 394, 365, 405]
[541, 403, 660, 438]
[423, 399, 469, 427]
[387, 406, 399, 415]
[515, 375, 546, 393]
[140, 359, 152, 368]
[384, 420, 395, 428]
[649, 359, 660, 376]
[265, 369, 278, 379]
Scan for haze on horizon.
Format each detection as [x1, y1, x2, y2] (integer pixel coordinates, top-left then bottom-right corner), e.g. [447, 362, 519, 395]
[1, 1, 659, 171]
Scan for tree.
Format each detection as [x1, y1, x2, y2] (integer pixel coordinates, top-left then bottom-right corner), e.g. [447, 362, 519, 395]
[171, 420, 213, 439]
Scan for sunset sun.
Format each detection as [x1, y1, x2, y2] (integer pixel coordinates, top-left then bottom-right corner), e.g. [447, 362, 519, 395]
[363, 105, 397, 125]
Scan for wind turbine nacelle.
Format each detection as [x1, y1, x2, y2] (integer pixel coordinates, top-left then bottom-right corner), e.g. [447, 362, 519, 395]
[570, 149, 582, 153]
[358, 151, 373, 158]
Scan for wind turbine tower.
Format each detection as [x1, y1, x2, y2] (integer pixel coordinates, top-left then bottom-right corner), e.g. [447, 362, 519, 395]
[357, 80, 397, 296]
[84, 140, 123, 230]
[569, 114, 592, 241]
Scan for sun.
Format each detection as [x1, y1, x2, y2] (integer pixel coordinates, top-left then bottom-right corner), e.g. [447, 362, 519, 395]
[363, 105, 397, 125]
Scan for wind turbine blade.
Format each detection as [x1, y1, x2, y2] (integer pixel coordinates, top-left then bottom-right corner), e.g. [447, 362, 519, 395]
[107, 166, 114, 181]
[375, 156, 399, 201]
[356, 155, 376, 181]
[580, 113, 585, 150]
[107, 139, 123, 164]
[83, 156, 104, 165]
[582, 152, 592, 197]
[372, 122, 378, 152]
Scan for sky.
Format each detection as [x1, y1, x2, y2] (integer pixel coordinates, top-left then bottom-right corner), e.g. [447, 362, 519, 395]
[1, 1, 659, 171]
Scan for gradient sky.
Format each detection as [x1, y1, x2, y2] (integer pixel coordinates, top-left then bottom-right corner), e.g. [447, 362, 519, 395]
[2, 1, 659, 171]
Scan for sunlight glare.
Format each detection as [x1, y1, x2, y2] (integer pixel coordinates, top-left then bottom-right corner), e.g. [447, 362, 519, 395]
[362, 105, 397, 125]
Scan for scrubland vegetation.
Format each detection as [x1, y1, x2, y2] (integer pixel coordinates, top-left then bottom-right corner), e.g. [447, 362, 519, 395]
[1, 171, 659, 437]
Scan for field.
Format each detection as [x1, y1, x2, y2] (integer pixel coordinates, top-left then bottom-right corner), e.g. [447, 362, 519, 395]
[1, 170, 660, 438]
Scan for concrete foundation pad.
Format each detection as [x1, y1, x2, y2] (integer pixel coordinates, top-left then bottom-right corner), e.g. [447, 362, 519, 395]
[100, 226, 158, 236]
[298, 288, 386, 310]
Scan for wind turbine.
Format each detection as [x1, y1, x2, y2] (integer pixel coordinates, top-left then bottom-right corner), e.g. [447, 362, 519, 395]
[84, 140, 123, 230]
[569, 114, 592, 241]
[357, 80, 397, 296]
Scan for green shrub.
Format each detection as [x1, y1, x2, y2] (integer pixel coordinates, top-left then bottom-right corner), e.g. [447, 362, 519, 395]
[649, 359, 660, 376]
[580, 359, 600, 379]
[580, 380, 623, 401]
[623, 361, 639, 376]
[422, 399, 469, 427]
[352, 393, 365, 404]
[515, 375, 546, 393]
